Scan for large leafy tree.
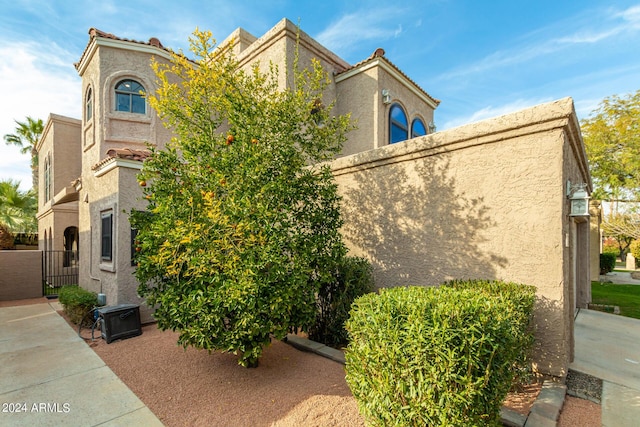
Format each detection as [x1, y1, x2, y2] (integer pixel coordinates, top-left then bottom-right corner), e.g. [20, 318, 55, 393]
[131, 30, 353, 367]
[0, 179, 37, 249]
[581, 90, 640, 202]
[3, 116, 44, 191]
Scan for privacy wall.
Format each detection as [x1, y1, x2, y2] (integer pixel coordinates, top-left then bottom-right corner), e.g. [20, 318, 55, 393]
[330, 98, 592, 377]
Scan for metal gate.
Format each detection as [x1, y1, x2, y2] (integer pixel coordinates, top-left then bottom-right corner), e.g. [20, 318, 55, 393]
[43, 250, 79, 296]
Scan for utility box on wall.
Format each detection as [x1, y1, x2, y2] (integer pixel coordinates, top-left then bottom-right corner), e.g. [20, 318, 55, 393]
[98, 304, 142, 344]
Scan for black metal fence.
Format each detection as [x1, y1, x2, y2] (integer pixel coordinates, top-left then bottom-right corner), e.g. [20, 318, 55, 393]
[43, 250, 78, 296]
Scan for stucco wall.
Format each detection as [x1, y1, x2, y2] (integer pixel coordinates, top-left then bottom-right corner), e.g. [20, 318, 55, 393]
[77, 37, 175, 324]
[0, 251, 42, 300]
[78, 161, 153, 323]
[330, 98, 591, 377]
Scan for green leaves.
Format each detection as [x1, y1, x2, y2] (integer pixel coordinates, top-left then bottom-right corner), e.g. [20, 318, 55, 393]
[581, 90, 640, 200]
[345, 281, 536, 426]
[131, 29, 350, 367]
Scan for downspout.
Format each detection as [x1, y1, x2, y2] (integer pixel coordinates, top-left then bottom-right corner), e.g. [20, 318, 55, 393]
[88, 225, 103, 294]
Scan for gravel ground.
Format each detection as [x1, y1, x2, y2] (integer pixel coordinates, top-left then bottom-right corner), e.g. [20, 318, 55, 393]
[566, 369, 603, 403]
[2, 298, 601, 426]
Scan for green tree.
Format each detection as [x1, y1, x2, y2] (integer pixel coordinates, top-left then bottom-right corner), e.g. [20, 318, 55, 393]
[603, 213, 640, 261]
[131, 30, 353, 367]
[3, 116, 44, 191]
[0, 179, 37, 249]
[581, 90, 640, 202]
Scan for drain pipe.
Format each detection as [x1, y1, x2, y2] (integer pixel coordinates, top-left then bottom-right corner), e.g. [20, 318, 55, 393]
[88, 225, 106, 306]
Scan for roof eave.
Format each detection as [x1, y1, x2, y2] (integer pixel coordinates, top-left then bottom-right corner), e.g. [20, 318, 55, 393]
[336, 57, 440, 109]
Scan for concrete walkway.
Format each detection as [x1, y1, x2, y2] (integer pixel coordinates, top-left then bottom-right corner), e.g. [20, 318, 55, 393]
[571, 309, 640, 427]
[600, 271, 640, 285]
[0, 302, 163, 427]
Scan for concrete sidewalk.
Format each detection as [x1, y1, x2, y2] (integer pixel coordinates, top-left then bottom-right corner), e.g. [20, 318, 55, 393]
[600, 271, 640, 285]
[571, 309, 640, 427]
[0, 302, 163, 427]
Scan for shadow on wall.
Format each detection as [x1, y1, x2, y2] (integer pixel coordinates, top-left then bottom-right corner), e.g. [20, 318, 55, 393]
[533, 295, 569, 376]
[340, 153, 508, 288]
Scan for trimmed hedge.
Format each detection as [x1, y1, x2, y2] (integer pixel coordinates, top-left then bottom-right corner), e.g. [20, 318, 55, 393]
[58, 285, 98, 326]
[345, 280, 536, 427]
[309, 256, 374, 348]
[600, 252, 617, 274]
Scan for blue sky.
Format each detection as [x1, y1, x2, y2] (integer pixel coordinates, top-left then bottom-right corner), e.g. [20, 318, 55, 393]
[1, 0, 639, 191]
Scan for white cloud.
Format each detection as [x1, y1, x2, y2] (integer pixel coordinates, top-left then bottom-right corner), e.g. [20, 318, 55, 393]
[315, 8, 405, 56]
[440, 98, 552, 131]
[438, 4, 640, 82]
[616, 4, 640, 28]
[0, 39, 80, 191]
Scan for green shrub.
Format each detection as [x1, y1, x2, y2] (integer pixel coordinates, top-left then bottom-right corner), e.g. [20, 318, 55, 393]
[58, 285, 98, 326]
[600, 252, 617, 274]
[345, 280, 536, 427]
[443, 279, 536, 383]
[602, 241, 619, 257]
[308, 256, 374, 348]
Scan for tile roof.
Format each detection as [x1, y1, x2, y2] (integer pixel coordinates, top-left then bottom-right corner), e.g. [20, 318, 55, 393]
[338, 48, 440, 106]
[75, 28, 172, 71]
[92, 148, 152, 171]
[89, 28, 165, 48]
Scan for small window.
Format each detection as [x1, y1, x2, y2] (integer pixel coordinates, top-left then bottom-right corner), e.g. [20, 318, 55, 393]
[390, 104, 408, 144]
[411, 118, 427, 138]
[43, 153, 52, 202]
[85, 87, 93, 121]
[101, 211, 113, 262]
[115, 79, 146, 114]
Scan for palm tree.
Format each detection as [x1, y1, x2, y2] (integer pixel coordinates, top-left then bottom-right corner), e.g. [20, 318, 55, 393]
[0, 180, 37, 246]
[3, 117, 44, 191]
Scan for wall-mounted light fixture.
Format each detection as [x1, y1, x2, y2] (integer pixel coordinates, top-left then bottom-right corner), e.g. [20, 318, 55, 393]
[382, 89, 391, 104]
[567, 181, 590, 217]
[428, 121, 437, 134]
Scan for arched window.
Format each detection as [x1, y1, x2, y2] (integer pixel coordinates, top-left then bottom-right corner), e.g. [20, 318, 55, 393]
[389, 104, 408, 144]
[85, 87, 93, 121]
[115, 79, 146, 114]
[43, 152, 52, 202]
[411, 118, 427, 138]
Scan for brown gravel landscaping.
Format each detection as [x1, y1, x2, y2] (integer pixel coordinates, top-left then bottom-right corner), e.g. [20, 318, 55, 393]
[27, 297, 599, 427]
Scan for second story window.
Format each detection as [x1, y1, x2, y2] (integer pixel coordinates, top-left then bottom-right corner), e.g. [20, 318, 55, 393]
[115, 79, 146, 114]
[44, 153, 52, 202]
[390, 104, 408, 144]
[85, 87, 93, 121]
[411, 118, 427, 138]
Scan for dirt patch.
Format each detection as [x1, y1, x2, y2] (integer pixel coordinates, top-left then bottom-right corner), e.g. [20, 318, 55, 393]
[558, 395, 601, 426]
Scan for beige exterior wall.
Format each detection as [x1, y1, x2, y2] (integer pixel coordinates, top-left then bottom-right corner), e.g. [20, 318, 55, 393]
[336, 61, 437, 156]
[35, 114, 81, 251]
[329, 97, 591, 377]
[75, 35, 176, 323]
[0, 251, 42, 300]
[79, 160, 153, 322]
[226, 19, 438, 157]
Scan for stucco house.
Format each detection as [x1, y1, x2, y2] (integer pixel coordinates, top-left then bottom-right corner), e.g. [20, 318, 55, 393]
[35, 18, 594, 377]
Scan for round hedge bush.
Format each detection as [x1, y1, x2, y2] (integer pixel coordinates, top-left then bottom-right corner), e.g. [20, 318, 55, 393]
[345, 280, 536, 427]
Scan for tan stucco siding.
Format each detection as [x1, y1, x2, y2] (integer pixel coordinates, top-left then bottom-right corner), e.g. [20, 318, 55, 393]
[330, 98, 587, 376]
[336, 68, 379, 156]
[333, 128, 565, 290]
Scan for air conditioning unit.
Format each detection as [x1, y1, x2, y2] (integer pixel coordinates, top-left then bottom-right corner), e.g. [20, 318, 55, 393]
[98, 304, 142, 344]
